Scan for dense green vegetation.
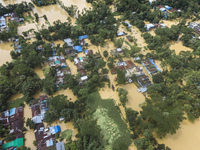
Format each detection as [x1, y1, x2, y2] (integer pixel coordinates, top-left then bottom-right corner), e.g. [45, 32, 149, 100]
[31, 0, 56, 6]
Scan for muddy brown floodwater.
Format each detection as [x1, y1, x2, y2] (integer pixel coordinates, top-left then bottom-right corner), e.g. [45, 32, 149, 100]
[1, 0, 199, 149]
[170, 41, 193, 54]
[0, 42, 13, 66]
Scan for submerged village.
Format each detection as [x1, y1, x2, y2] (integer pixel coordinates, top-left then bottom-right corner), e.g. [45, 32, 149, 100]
[1, 0, 200, 150]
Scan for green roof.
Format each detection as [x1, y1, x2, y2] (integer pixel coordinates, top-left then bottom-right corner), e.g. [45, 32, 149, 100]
[3, 138, 24, 149]
[55, 61, 61, 64]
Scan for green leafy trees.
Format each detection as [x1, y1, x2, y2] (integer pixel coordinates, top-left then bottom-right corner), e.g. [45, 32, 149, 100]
[103, 50, 108, 57]
[26, 118, 35, 129]
[16, 146, 31, 150]
[118, 88, 128, 107]
[141, 104, 185, 138]
[116, 69, 126, 84]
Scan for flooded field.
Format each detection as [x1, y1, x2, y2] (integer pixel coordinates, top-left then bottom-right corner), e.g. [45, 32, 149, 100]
[170, 41, 193, 54]
[157, 119, 200, 150]
[23, 104, 36, 149]
[0, 42, 13, 65]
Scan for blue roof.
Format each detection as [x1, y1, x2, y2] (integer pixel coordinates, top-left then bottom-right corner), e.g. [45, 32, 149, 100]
[74, 45, 82, 53]
[79, 35, 88, 40]
[165, 6, 172, 10]
[54, 125, 61, 133]
[149, 58, 161, 72]
[9, 108, 16, 116]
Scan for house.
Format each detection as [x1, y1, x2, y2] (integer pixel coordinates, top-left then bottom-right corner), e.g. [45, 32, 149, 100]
[65, 47, 77, 57]
[165, 5, 172, 10]
[132, 12, 136, 15]
[0, 16, 6, 29]
[79, 69, 87, 76]
[117, 32, 126, 36]
[1, 110, 10, 128]
[111, 60, 138, 75]
[49, 55, 66, 68]
[8, 12, 24, 24]
[31, 97, 48, 124]
[189, 22, 199, 29]
[159, 7, 166, 12]
[34, 124, 60, 150]
[0, 140, 3, 147]
[56, 142, 65, 150]
[9, 106, 23, 122]
[85, 50, 93, 56]
[37, 45, 43, 51]
[79, 39, 86, 46]
[137, 75, 152, 87]
[51, 43, 56, 49]
[56, 69, 71, 88]
[141, 59, 161, 77]
[149, 0, 156, 5]
[124, 21, 132, 28]
[2, 138, 24, 150]
[76, 62, 85, 71]
[81, 76, 88, 82]
[79, 35, 88, 40]
[111, 48, 123, 57]
[64, 38, 74, 47]
[74, 56, 87, 65]
[13, 39, 22, 52]
[145, 23, 155, 31]
[74, 45, 83, 53]
[10, 119, 23, 134]
[1, 107, 23, 129]
[125, 66, 144, 78]
[170, 8, 178, 12]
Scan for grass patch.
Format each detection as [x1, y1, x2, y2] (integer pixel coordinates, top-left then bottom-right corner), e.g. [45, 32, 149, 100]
[24, 16, 34, 23]
[87, 91, 131, 149]
[59, 129, 72, 142]
[8, 96, 25, 109]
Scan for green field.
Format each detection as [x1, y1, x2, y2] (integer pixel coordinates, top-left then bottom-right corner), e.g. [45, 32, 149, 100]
[87, 91, 131, 149]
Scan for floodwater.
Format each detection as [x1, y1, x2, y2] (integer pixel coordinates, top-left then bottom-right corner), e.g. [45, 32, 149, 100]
[59, 0, 91, 11]
[170, 41, 193, 54]
[44, 121, 78, 142]
[24, 104, 36, 149]
[33, 67, 45, 79]
[157, 119, 200, 150]
[9, 93, 23, 101]
[0, 42, 13, 66]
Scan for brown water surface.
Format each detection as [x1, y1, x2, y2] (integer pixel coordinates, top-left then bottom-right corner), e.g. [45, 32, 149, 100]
[0, 42, 13, 66]
[170, 41, 193, 54]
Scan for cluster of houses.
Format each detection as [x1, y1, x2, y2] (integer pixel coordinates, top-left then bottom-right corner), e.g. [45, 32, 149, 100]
[48, 55, 67, 68]
[145, 23, 167, 31]
[0, 12, 24, 32]
[111, 60, 152, 91]
[56, 69, 71, 89]
[13, 39, 22, 52]
[157, 5, 181, 18]
[64, 35, 89, 54]
[30, 95, 64, 150]
[189, 22, 200, 36]
[110, 48, 123, 57]
[0, 107, 25, 149]
[74, 55, 88, 82]
[141, 59, 161, 77]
